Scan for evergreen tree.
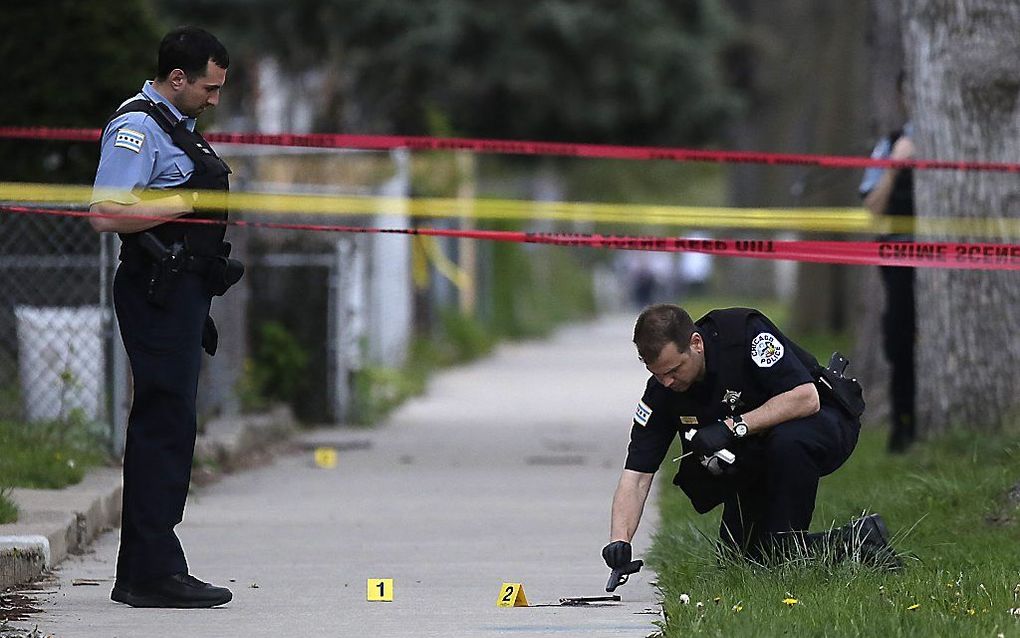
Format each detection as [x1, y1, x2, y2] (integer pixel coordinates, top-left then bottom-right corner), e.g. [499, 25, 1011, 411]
[0, 0, 161, 182]
[157, 0, 743, 144]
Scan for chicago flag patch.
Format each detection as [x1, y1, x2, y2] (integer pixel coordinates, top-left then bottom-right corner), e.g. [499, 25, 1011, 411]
[114, 128, 145, 153]
[634, 400, 652, 426]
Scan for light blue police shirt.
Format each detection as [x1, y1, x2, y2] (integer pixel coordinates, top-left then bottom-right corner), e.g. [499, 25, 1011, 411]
[91, 81, 197, 205]
[859, 122, 914, 197]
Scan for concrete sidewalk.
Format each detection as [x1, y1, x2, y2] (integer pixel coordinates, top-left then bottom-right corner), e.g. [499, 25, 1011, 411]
[0, 407, 295, 591]
[13, 315, 662, 638]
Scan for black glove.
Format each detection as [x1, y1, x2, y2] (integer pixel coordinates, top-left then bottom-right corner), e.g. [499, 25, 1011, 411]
[690, 420, 735, 457]
[201, 315, 218, 357]
[602, 540, 632, 569]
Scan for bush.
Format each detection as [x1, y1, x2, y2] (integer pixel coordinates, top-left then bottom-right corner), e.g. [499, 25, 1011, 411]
[490, 240, 597, 339]
[438, 309, 494, 364]
[249, 321, 310, 406]
[351, 311, 494, 425]
[0, 487, 17, 525]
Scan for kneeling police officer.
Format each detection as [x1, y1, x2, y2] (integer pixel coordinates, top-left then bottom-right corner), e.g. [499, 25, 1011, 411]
[603, 304, 896, 573]
[90, 27, 242, 608]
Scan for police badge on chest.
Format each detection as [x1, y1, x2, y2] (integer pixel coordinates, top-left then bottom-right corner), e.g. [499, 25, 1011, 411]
[721, 389, 743, 413]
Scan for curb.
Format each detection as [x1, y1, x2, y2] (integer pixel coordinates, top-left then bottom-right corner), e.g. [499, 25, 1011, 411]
[0, 406, 296, 591]
[0, 468, 122, 590]
[194, 405, 297, 473]
[0, 535, 50, 590]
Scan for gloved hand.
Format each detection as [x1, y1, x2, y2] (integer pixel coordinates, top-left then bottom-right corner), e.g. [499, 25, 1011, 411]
[690, 420, 735, 457]
[602, 540, 632, 569]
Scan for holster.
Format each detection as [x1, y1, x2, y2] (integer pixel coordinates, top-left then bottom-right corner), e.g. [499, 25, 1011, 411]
[818, 367, 866, 418]
[205, 241, 245, 297]
[138, 232, 185, 308]
[815, 352, 865, 419]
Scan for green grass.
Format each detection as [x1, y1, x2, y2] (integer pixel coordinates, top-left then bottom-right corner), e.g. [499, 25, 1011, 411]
[649, 428, 1020, 637]
[0, 418, 107, 523]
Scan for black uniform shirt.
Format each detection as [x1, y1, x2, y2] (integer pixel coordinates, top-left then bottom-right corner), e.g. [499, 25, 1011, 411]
[624, 315, 814, 473]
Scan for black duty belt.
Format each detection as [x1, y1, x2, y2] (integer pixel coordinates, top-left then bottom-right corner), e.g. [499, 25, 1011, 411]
[120, 249, 218, 275]
[181, 253, 217, 275]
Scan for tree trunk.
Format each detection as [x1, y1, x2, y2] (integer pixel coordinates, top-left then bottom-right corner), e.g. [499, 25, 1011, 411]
[904, 0, 1020, 434]
[723, 0, 869, 334]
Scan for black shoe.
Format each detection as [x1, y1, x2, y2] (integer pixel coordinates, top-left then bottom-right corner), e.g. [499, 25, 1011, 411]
[849, 514, 903, 570]
[110, 583, 133, 605]
[111, 573, 232, 608]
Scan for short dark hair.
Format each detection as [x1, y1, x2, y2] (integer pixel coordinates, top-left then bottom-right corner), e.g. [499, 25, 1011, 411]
[633, 304, 696, 364]
[157, 26, 229, 81]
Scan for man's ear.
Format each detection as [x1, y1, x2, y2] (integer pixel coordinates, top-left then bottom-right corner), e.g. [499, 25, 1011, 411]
[689, 332, 703, 354]
[168, 68, 187, 90]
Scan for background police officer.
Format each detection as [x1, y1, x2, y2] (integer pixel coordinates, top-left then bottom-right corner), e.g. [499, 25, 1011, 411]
[860, 70, 917, 453]
[90, 26, 237, 608]
[602, 304, 894, 572]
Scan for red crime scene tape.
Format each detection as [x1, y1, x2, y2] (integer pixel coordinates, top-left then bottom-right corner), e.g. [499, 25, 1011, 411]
[4, 205, 1020, 271]
[1, 126, 1018, 174]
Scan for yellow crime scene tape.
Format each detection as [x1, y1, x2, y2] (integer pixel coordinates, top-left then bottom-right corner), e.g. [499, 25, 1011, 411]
[412, 235, 473, 292]
[1, 182, 1016, 238]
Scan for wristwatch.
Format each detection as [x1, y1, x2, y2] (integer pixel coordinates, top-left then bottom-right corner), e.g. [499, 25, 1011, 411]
[732, 416, 749, 438]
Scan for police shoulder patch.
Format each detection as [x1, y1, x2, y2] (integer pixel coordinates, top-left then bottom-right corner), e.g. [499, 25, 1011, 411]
[634, 400, 652, 426]
[114, 128, 145, 154]
[750, 332, 784, 368]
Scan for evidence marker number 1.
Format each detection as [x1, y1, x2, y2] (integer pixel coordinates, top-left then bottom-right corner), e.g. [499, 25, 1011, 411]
[367, 578, 393, 602]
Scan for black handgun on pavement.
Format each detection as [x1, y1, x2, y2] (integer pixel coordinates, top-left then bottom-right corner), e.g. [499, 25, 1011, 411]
[605, 559, 643, 592]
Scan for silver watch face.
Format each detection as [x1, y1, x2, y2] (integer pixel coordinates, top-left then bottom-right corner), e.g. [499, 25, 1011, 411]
[734, 423, 748, 438]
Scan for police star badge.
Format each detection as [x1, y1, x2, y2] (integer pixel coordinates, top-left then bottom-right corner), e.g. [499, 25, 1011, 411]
[721, 389, 743, 411]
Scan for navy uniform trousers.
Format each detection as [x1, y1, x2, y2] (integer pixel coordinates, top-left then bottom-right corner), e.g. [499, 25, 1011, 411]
[114, 264, 211, 586]
[719, 403, 860, 554]
[881, 265, 916, 450]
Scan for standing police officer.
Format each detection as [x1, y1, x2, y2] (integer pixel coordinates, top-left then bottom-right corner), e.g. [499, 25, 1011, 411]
[602, 304, 896, 571]
[860, 70, 917, 453]
[90, 26, 241, 608]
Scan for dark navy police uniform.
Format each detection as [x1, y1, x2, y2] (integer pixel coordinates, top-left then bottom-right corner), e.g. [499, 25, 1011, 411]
[93, 82, 238, 588]
[860, 126, 916, 451]
[625, 308, 860, 554]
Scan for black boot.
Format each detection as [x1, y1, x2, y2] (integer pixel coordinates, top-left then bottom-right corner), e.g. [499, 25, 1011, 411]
[803, 514, 903, 569]
[841, 514, 902, 569]
[888, 414, 915, 454]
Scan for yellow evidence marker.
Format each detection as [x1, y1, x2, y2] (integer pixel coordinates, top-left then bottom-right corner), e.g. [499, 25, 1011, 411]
[496, 583, 529, 607]
[314, 447, 338, 469]
[367, 578, 394, 602]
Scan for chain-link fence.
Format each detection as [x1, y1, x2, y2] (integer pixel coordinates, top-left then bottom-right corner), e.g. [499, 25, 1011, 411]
[0, 146, 414, 453]
[0, 209, 120, 441]
[0, 147, 413, 457]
